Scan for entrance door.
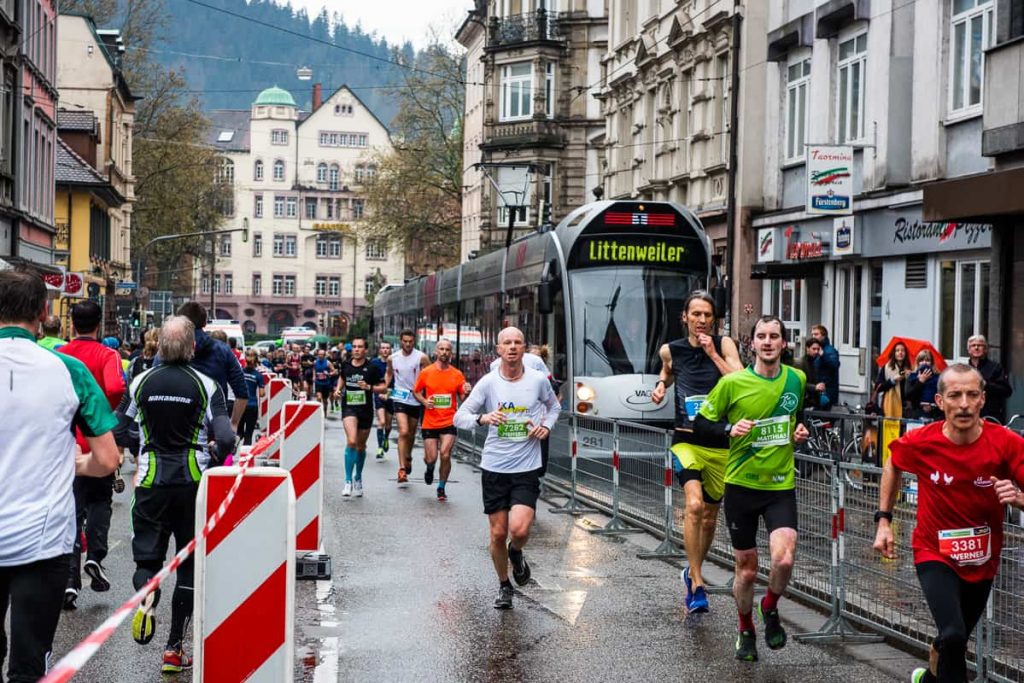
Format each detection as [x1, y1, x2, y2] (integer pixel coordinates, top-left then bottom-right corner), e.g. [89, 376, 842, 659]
[767, 278, 804, 346]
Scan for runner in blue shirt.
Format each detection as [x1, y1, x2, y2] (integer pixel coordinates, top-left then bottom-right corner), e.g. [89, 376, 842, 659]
[313, 349, 336, 417]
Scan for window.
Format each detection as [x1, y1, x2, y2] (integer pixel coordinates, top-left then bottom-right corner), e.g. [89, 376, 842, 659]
[286, 196, 297, 218]
[717, 53, 731, 163]
[254, 194, 263, 218]
[252, 273, 261, 295]
[284, 275, 296, 296]
[939, 259, 990, 359]
[360, 134, 368, 147]
[837, 265, 864, 347]
[317, 163, 328, 183]
[328, 276, 340, 296]
[355, 165, 364, 183]
[366, 238, 387, 260]
[271, 129, 289, 145]
[315, 275, 328, 296]
[272, 275, 283, 295]
[365, 165, 376, 181]
[544, 62, 555, 118]
[254, 159, 264, 180]
[220, 235, 231, 257]
[274, 196, 286, 218]
[836, 33, 868, 143]
[365, 274, 382, 296]
[949, 0, 994, 116]
[201, 276, 210, 295]
[324, 198, 335, 219]
[216, 158, 234, 184]
[212, 275, 221, 294]
[284, 234, 297, 256]
[351, 198, 364, 219]
[316, 234, 342, 258]
[273, 233, 285, 256]
[500, 63, 533, 121]
[273, 159, 285, 181]
[767, 279, 803, 342]
[305, 197, 318, 219]
[223, 273, 233, 295]
[785, 58, 811, 162]
[253, 232, 262, 257]
[329, 164, 340, 190]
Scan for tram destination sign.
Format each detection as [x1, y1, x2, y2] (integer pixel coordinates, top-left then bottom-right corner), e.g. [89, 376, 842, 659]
[569, 234, 705, 271]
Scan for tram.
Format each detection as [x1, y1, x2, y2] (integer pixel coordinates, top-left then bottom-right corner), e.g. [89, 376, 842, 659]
[373, 200, 715, 423]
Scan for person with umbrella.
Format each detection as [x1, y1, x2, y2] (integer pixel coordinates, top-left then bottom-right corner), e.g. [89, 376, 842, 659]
[874, 341, 911, 419]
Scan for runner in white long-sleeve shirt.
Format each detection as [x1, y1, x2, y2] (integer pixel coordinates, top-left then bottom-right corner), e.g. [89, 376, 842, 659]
[455, 326, 560, 610]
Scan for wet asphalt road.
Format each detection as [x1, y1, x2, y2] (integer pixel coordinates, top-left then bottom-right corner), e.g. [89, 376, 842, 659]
[41, 416, 914, 682]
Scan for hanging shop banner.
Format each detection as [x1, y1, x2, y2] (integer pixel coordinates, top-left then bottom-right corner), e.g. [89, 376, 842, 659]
[806, 146, 854, 216]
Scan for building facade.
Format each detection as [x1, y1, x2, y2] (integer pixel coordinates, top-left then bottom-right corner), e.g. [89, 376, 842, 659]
[597, 0, 767, 337]
[0, 0, 17, 263]
[753, 0, 996, 403]
[204, 85, 405, 337]
[457, 0, 608, 257]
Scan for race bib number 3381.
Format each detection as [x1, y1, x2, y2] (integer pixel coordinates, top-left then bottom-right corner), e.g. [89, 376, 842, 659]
[938, 526, 991, 566]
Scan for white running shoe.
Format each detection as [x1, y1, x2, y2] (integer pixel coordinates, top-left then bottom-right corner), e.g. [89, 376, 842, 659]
[354, 481, 364, 497]
[342, 482, 352, 497]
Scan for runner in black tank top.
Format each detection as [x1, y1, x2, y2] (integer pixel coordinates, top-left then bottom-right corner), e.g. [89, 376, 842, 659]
[650, 291, 742, 613]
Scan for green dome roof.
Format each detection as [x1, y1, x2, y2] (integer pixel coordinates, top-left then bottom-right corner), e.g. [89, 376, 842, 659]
[253, 86, 297, 107]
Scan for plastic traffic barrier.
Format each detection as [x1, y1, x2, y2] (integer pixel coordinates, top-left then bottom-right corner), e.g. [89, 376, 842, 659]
[264, 378, 291, 461]
[279, 401, 325, 554]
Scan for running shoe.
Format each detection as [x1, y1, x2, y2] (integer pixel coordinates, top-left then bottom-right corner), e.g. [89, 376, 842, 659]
[113, 468, 126, 494]
[84, 559, 111, 592]
[353, 480, 364, 497]
[688, 586, 710, 613]
[132, 589, 160, 645]
[508, 542, 531, 586]
[735, 629, 758, 662]
[424, 463, 435, 486]
[910, 668, 929, 683]
[494, 584, 514, 610]
[161, 647, 193, 674]
[383, 438, 390, 453]
[375, 447, 385, 460]
[436, 487, 447, 502]
[757, 601, 787, 650]
[397, 468, 408, 486]
[342, 482, 352, 497]
[63, 588, 78, 611]
[681, 567, 694, 605]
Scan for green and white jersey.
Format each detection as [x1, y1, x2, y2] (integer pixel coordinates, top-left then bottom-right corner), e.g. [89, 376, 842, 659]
[698, 365, 806, 491]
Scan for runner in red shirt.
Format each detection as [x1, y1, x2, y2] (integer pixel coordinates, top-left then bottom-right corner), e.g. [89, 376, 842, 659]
[874, 363, 1024, 683]
[413, 338, 471, 501]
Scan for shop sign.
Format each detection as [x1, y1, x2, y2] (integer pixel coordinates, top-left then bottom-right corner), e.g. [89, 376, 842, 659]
[832, 217, 857, 256]
[784, 226, 830, 260]
[757, 228, 780, 263]
[309, 222, 351, 233]
[860, 208, 993, 257]
[806, 146, 854, 216]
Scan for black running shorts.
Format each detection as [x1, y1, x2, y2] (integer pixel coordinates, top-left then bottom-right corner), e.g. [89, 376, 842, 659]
[374, 394, 394, 413]
[342, 408, 373, 430]
[132, 484, 199, 565]
[481, 468, 542, 514]
[723, 484, 798, 551]
[393, 402, 423, 420]
[421, 425, 457, 440]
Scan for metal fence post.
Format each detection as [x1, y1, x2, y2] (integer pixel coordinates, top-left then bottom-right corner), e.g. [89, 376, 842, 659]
[589, 421, 642, 536]
[796, 458, 882, 643]
[550, 414, 595, 516]
[637, 429, 686, 560]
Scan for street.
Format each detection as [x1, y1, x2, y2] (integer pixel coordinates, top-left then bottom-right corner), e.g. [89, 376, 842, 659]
[46, 416, 921, 682]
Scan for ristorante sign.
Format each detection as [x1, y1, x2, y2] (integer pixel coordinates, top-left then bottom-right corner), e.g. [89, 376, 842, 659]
[860, 209, 992, 257]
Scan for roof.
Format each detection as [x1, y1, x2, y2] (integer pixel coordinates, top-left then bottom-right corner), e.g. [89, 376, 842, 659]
[205, 109, 251, 151]
[56, 137, 124, 207]
[299, 84, 391, 139]
[57, 109, 98, 133]
[254, 86, 297, 107]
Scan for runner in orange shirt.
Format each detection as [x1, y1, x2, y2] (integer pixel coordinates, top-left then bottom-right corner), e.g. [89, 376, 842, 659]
[413, 338, 471, 501]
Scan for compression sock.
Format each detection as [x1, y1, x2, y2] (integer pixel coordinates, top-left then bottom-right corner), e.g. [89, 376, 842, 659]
[344, 447, 356, 482]
[355, 449, 367, 480]
[438, 479, 446, 490]
[167, 585, 193, 649]
[376, 428, 385, 447]
[762, 589, 781, 611]
[738, 611, 755, 632]
[500, 579, 513, 590]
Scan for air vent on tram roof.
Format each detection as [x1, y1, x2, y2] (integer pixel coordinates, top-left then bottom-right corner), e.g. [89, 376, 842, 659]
[905, 255, 928, 288]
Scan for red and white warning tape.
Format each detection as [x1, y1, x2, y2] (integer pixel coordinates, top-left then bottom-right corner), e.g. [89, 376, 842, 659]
[42, 418, 295, 683]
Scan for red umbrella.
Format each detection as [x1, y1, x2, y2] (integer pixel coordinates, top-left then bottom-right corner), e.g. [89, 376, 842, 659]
[876, 337, 947, 372]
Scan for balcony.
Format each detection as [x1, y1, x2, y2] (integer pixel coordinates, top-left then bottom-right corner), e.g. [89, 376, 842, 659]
[486, 11, 566, 51]
[481, 118, 565, 151]
[982, 36, 1024, 157]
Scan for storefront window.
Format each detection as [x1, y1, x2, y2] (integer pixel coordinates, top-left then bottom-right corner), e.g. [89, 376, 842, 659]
[768, 278, 801, 342]
[838, 265, 863, 347]
[939, 259, 990, 359]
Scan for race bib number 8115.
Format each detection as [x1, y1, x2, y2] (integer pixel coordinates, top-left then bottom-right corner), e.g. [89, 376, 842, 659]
[751, 415, 791, 448]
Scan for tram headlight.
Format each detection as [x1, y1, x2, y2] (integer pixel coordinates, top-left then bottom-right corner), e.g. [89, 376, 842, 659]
[576, 384, 596, 402]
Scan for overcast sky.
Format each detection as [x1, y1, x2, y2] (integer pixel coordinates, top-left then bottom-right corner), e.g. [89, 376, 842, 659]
[290, 0, 476, 49]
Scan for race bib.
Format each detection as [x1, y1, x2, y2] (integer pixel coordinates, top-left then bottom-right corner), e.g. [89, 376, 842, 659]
[345, 390, 367, 406]
[431, 394, 452, 409]
[938, 526, 991, 566]
[497, 417, 530, 441]
[684, 395, 707, 420]
[390, 388, 411, 401]
[751, 416, 791, 447]
[315, 372, 327, 382]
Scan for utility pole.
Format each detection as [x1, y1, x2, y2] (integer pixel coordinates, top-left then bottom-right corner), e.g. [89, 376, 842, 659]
[209, 237, 216, 317]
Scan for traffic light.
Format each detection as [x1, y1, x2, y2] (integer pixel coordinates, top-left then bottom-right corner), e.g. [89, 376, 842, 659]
[540, 200, 553, 229]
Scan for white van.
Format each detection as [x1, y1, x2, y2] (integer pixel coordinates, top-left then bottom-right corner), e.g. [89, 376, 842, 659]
[206, 319, 246, 351]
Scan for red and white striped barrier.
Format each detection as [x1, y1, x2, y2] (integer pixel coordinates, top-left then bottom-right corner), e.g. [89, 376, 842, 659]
[193, 467, 295, 682]
[264, 378, 292, 460]
[257, 371, 277, 432]
[280, 401, 324, 553]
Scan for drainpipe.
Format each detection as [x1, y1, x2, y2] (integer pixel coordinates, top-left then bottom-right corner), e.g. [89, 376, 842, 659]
[724, 1, 742, 334]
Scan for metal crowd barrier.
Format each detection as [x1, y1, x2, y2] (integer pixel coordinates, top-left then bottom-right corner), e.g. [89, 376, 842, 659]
[453, 412, 1024, 682]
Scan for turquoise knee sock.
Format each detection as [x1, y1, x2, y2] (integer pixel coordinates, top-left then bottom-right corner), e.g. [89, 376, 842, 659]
[344, 446, 356, 483]
[355, 449, 367, 481]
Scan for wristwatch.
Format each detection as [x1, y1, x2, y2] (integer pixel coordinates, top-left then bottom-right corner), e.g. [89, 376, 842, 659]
[723, 422, 733, 437]
[873, 510, 893, 523]
[476, 414, 485, 426]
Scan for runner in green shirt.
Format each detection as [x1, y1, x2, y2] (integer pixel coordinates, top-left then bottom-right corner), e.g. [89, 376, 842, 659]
[695, 315, 808, 663]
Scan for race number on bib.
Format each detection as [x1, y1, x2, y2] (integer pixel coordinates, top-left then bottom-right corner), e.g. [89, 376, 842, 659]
[390, 388, 412, 402]
[497, 418, 530, 441]
[938, 526, 992, 566]
[684, 395, 707, 420]
[345, 390, 367, 406]
[431, 394, 452, 409]
[751, 416, 791, 448]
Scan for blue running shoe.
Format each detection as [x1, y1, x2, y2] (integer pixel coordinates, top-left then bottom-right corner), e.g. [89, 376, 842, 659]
[689, 586, 709, 613]
[681, 567, 694, 605]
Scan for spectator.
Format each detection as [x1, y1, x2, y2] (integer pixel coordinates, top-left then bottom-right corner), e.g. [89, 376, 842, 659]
[798, 338, 824, 410]
[57, 300, 128, 609]
[810, 324, 840, 409]
[906, 349, 941, 420]
[37, 315, 66, 351]
[0, 269, 119, 681]
[128, 328, 160, 383]
[156, 302, 248, 430]
[238, 349, 266, 445]
[227, 337, 244, 365]
[967, 335, 1013, 423]
[874, 341, 911, 419]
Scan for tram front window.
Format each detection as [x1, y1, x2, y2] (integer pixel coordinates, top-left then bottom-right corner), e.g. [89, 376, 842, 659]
[571, 267, 698, 377]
